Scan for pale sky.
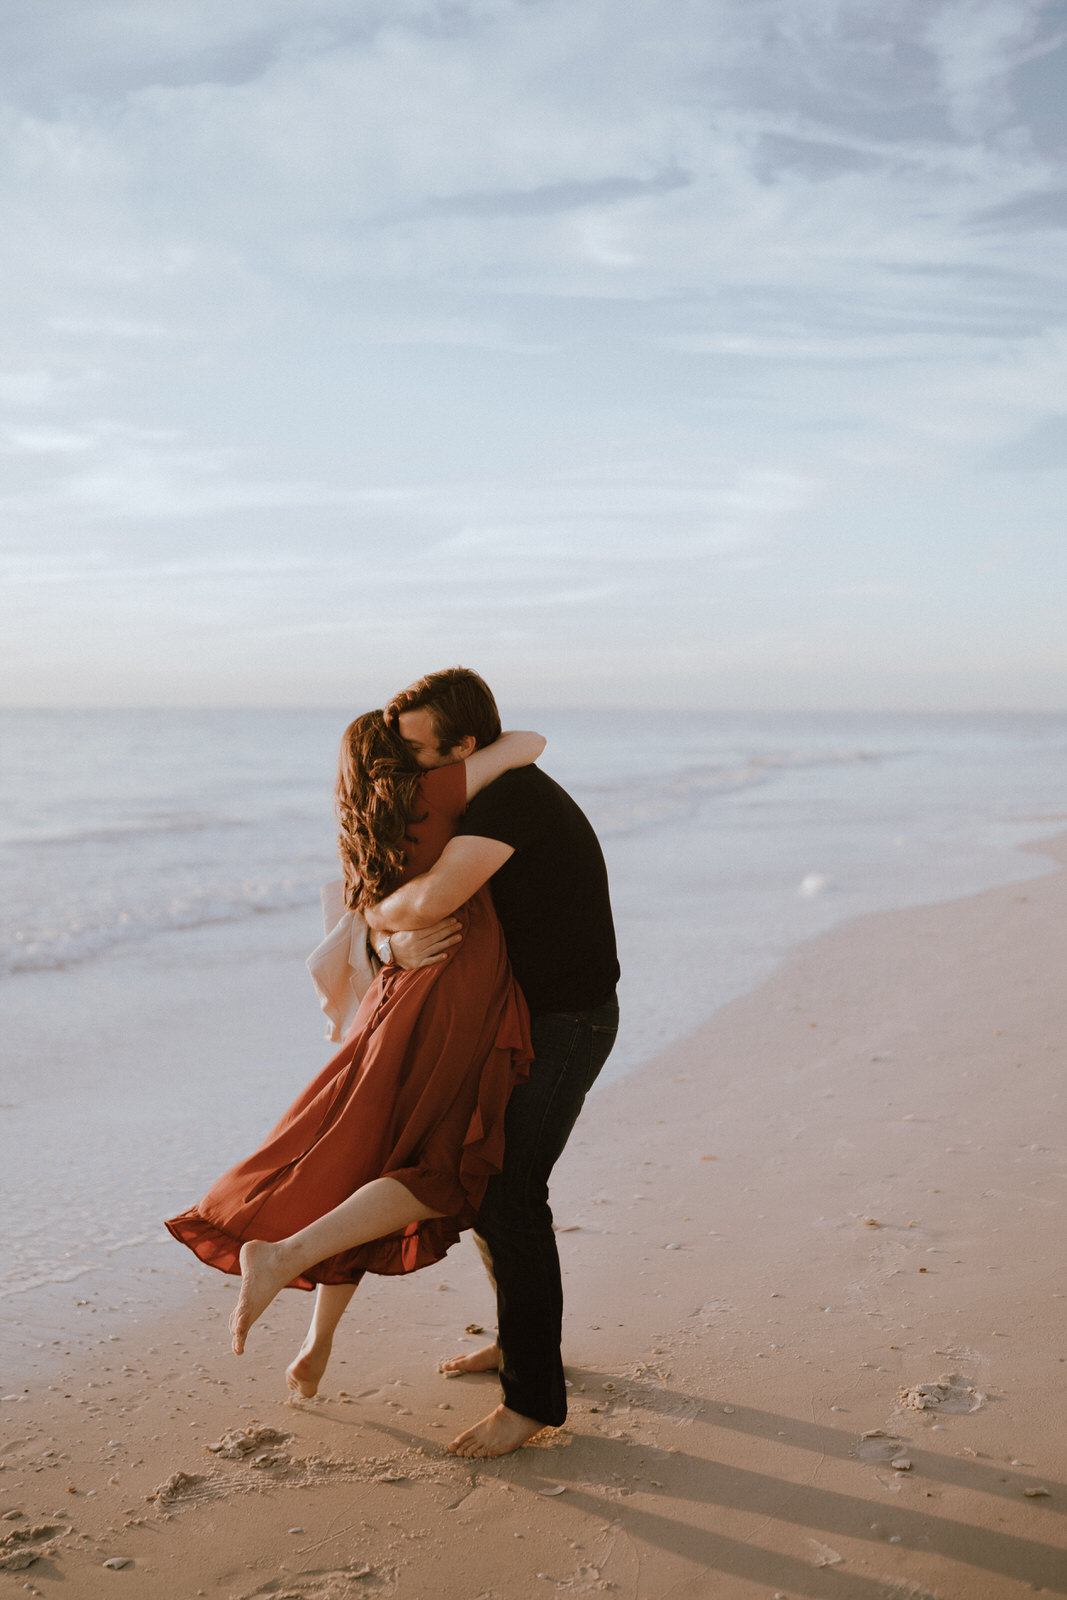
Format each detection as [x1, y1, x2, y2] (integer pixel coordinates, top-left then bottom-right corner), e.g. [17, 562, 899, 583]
[2, 0, 1066, 709]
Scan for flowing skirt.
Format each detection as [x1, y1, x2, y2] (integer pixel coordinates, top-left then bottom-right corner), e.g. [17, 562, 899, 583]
[165, 886, 531, 1288]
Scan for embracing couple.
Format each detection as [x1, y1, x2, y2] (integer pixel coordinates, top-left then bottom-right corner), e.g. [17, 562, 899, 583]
[167, 666, 619, 1459]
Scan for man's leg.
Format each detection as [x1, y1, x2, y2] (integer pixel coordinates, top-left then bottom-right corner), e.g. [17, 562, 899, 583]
[447, 999, 618, 1456]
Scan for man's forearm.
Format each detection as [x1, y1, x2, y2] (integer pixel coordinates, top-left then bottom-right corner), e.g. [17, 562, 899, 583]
[365, 876, 444, 931]
[366, 836, 515, 931]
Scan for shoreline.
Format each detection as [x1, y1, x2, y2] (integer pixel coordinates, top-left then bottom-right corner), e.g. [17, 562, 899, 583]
[2, 837, 1065, 1594]
[4, 808, 1064, 1353]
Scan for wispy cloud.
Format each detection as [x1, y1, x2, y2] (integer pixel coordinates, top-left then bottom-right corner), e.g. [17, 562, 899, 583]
[924, 0, 1058, 135]
[2, 0, 1066, 706]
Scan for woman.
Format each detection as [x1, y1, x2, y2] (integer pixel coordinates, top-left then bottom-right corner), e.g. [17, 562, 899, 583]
[166, 712, 543, 1396]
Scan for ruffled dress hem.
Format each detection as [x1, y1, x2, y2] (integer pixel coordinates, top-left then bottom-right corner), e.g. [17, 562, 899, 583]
[164, 762, 530, 1293]
[164, 970, 529, 1287]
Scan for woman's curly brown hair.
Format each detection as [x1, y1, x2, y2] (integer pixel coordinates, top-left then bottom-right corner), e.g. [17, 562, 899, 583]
[335, 711, 425, 912]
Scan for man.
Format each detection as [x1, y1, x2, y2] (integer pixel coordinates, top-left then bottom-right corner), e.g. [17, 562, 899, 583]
[365, 666, 619, 1458]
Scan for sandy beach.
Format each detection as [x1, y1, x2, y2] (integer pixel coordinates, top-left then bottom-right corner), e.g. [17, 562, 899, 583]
[3, 838, 1065, 1599]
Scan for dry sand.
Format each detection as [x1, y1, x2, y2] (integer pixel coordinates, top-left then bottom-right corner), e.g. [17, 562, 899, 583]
[2, 837, 1065, 1599]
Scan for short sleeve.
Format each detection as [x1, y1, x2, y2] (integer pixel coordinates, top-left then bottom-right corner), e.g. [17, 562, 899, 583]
[417, 761, 467, 825]
[455, 768, 544, 851]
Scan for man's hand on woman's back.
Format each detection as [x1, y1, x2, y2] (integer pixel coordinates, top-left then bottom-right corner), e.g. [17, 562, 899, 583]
[385, 919, 464, 969]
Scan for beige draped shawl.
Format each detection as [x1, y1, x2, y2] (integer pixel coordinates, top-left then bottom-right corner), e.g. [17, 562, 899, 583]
[305, 880, 382, 1043]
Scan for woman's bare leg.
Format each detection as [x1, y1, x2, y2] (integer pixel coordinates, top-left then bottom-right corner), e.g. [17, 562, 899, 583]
[230, 1177, 442, 1355]
[287, 1282, 359, 1398]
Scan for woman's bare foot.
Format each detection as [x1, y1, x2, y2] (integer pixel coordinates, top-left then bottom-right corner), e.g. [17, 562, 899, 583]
[438, 1341, 501, 1375]
[447, 1403, 544, 1458]
[286, 1335, 333, 1399]
[230, 1239, 294, 1355]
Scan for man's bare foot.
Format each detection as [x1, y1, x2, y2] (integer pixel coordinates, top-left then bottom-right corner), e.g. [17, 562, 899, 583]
[438, 1341, 501, 1376]
[447, 1403, 545, 1459]
[229, 1239, 294, 1355]
[286, 1335, 333, 1399]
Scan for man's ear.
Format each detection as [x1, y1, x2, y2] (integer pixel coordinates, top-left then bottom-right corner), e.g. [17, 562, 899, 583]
[452, 735, 478, 760]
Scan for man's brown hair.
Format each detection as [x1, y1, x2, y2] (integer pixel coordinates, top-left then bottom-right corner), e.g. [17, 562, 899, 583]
[384, 666, 502, 753]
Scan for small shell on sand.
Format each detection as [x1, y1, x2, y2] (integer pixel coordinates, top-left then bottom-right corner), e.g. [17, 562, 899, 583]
[807, 1539, 844, 1567]
[539, 1485, 567, 1496]
[103, 1557, 133, 1569]
[891, 1458, 913, 1471]
[1024, 1487, 1050, 1498]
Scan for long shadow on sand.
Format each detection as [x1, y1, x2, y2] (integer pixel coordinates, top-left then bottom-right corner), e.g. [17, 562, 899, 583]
[565, 1365, 1065, 1510]
[553, 1435, 1067, 1597]
[414, 1364, 1067, 1597]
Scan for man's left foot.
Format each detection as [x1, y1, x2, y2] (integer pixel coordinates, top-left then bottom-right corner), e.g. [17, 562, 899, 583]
[447, 1403, 545, 1458]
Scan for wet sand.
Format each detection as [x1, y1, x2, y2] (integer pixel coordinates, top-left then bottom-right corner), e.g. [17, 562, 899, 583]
[2, 838, 1065, 1598]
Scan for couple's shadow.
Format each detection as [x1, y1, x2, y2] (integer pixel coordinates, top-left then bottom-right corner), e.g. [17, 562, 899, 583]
[321, 1362, 1067, 1599]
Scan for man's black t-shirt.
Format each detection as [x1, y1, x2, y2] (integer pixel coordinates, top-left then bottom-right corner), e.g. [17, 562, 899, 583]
[455, 766, 619, 1016]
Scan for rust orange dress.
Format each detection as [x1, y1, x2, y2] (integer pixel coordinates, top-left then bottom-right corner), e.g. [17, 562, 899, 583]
[165, 762, 531, 1288]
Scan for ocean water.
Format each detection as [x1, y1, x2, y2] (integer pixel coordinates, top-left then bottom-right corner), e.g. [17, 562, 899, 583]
[2, 707, 1066, 1321]
[5, 707, 1065, 986]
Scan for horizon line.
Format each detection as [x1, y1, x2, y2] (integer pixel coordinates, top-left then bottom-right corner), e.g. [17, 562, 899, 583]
[2, 703, 1066, 717]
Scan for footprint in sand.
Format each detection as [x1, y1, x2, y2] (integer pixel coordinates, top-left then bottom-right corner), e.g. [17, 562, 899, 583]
[895, 1373, 984, 1414]
[857, 1431, 910, 1464]
[148, 1469, 211, 1507]
[931, 1343, 989, 1366]
[0, 1522, 71, 1573]
[236, 1564, 381, 1599]
[206, 1425, 292, 1460]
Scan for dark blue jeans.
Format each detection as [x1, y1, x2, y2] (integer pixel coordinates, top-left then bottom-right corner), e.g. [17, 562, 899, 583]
[473, 997, 619, 1426]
